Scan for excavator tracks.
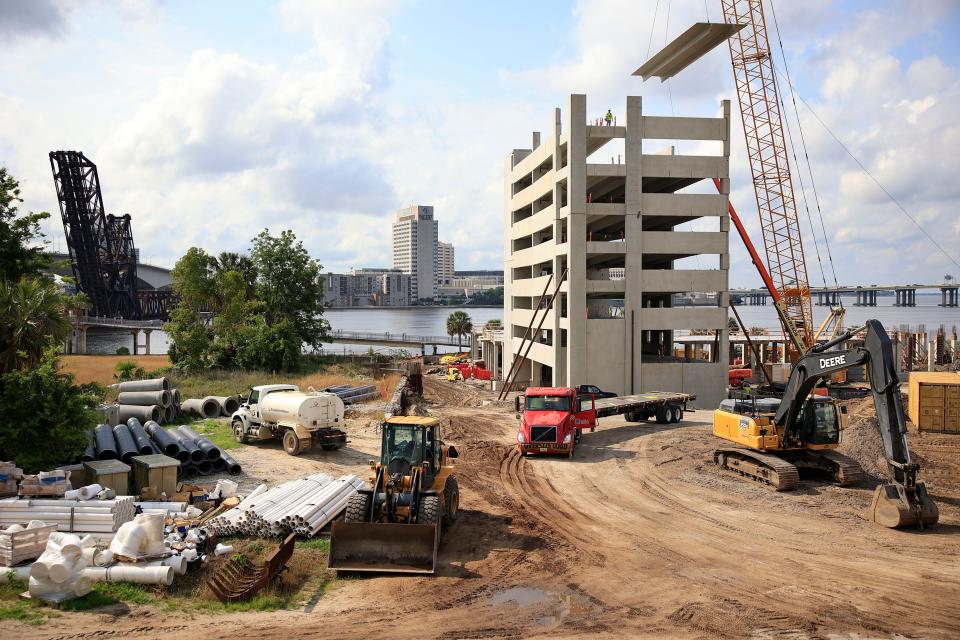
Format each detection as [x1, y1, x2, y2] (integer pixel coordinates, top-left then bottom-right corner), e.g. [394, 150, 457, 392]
[815, 450, 864, 486]
[713, 448, 800, 491]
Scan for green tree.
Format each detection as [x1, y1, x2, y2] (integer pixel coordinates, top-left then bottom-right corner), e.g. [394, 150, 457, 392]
[446, 310, 473, 352]
[165, 305, 210, 371]
[0, 277, 72, 375]
[0, 349, 100, 473]
[251, 229, 329, 349]
[170, 247, 217, 311]
[215, 251, 257, 296]
[0, 167, 51, 282]
[468, 287, 504, 306]
[234, 316, 302, 372]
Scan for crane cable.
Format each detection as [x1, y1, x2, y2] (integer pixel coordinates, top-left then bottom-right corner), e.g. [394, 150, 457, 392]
[768, 0, 843, 294]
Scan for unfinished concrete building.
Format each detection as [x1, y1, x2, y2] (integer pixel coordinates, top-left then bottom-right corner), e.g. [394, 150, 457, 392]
[503, 94, 731, 408]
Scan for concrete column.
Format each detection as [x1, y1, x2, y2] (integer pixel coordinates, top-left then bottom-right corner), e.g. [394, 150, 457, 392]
[79, 327, 88, 354]
[624, 94, 644, 394]
[131, 330, 139, 355]
[144, 330, 152, 356]
[565, 93, 588, 388]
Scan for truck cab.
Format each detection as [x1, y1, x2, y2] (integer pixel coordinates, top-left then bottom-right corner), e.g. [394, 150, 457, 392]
[240, 384, 300, 426]
[515, 387, 597, 458]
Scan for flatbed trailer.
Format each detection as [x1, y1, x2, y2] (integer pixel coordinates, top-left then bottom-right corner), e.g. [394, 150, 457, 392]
[593, 391, 695, 424]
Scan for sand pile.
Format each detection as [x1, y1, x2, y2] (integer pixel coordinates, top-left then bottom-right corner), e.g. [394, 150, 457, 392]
[838, 413, 890, 481]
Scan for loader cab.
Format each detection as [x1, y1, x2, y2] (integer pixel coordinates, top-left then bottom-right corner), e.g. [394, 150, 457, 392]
[381, 416, 443, 485]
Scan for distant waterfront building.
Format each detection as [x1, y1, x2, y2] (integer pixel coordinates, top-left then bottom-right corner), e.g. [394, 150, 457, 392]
[437, 241, 455, 286]
[392, 205, 438, 302]
[323, 268, 411, 307]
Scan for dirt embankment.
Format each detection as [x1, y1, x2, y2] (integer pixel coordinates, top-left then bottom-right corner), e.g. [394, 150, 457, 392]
[15, 376, 960, 640]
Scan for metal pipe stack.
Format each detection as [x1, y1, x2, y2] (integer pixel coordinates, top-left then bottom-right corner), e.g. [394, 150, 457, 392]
[208, 474, 362, 538]
[0, 497, 136, 534]
[115, 378, 183, 425]
[322, 384, 379, 405]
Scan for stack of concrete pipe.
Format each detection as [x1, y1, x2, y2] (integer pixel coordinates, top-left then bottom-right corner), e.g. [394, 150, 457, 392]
[115, 378, 183, 425]
[182, 395, 239, 419]
[208, 473, 361, 538]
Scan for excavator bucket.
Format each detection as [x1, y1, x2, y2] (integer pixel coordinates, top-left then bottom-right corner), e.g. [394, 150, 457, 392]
[866, 482, 939, 529]
[328, 522, 439, 574]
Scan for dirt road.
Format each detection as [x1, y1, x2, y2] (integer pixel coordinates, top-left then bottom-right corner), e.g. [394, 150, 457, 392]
[17, 377, 960, 639]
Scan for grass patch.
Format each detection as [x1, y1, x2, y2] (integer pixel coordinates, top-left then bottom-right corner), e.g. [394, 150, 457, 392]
[189, 418, 241, 450]
[295, 538, 330, 552]
[0, 573, 58, 626]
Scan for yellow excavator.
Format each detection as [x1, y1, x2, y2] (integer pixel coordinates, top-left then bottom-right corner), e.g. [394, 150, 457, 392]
[328, 415, 460, 573]
[713, 319, 938, 529]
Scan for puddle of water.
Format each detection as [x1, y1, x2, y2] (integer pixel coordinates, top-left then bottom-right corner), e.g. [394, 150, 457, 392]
[489, 586, 550, 608]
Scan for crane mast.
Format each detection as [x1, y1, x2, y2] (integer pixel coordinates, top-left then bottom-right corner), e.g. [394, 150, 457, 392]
[721, 0, 814, 356]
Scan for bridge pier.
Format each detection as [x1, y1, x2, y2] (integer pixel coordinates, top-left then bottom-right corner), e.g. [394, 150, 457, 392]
[895, 288, 916, 307]
[64, 326, 88, 354]
[144, 329, 152, 355]
[131, 330, 139, 355]
[816, 291, 841, 306]
[941, 286, 959, 307]
[854, 290, 877, 307]
[747, 293, 767, 306]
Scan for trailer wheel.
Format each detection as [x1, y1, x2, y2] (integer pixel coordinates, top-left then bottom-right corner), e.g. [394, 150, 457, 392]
[418, 495, 441, 525]
[232, 420, 249, 444]
[443, 477, 460, 526]
[345, 493, 371, 522]
[626, 411, 638, 422]
[670, 405, 683, 423]
[655, 406, 669, 424]
[283, 430, 303, 455]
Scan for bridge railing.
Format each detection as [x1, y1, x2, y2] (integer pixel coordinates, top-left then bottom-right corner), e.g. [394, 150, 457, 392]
[79, 315, 165, 329]
[327, 329, 460, 345]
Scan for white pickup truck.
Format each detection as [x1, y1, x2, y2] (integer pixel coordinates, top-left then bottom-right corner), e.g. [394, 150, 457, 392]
[231, 384, 346, 455]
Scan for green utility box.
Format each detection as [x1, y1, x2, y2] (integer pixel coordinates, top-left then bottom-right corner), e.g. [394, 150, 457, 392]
[131, 454, 179, 498]
[83, 460, 131, 495]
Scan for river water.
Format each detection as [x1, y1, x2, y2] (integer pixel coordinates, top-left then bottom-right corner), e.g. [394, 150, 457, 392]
[84, 296, 958, 356]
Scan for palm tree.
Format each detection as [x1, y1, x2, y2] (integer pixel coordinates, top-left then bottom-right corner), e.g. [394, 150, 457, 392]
[215, 251, 257, 294]
[446, 310, 473, 353]
[0, 277, 72, 374]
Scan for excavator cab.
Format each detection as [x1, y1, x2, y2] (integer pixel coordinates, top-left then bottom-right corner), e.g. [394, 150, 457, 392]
[796, 397, 841, 447]
[328, 416, 460, 574]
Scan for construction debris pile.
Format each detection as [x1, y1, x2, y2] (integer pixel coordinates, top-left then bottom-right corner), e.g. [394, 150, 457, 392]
[210, 473, 365, 538]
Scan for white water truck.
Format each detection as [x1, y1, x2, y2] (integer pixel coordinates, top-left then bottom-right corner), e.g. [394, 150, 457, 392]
[231, 384, 346, 455]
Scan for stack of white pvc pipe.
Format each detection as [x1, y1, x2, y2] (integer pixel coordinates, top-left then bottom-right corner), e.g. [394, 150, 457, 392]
[285, 475, 366, 537]
[209, 474, 363, 538]
[28, 532, 95, 602]
[0, 497, 135, 534]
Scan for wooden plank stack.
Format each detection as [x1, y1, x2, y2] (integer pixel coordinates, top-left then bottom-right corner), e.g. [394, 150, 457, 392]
[0, 523, 57, 566]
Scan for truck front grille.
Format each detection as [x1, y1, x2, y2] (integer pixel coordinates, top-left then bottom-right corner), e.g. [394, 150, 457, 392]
[530, 426, 557, 443]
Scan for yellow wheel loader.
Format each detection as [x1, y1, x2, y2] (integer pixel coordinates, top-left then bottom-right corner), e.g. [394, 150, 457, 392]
[328, 416, 460, 574]
[447, 367, 464, 382]
[713, 319, 938, 529]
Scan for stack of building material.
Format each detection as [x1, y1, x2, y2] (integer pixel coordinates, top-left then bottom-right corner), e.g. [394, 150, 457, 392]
[322, 384, 379, 405]
[0, 521, 57, 566]
[0, 497, 136, 539]
[19, 470, 72, 497]
[0, 462, 23, 497]
[209, 474, 362, 538]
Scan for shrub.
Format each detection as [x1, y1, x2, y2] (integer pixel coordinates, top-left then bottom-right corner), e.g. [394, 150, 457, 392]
[0, 350, 100, 472]
[115, 346, 130, 355]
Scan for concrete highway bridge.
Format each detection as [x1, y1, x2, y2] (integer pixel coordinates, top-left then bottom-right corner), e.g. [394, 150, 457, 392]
[731, 283, 959, 307]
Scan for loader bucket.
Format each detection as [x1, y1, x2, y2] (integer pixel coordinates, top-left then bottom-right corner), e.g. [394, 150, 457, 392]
[328, 522, 439, 574]
[866, 482, 939, 529]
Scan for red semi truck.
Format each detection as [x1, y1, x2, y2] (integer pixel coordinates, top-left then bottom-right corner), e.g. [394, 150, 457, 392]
[515, 387, 695, 458]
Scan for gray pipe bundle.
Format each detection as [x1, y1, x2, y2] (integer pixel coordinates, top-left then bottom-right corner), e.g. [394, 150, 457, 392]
[209, 396, 240, 416]
[117, 378, 170, 392]
[118, 405, 161, 424]
[126, 419, 154, 455]
[220, 451, 242, 476]
[181, 398, 220, 419]
[175, 425, 222, 461]
[196, 460, 213, 475]
[181, 463, 197, 477]
[144, 420, 185, 461]
[112, 424, 139, 463]
[173, 389, 182, 406]
[117, 390, 171, 408]
[167, 429, 204, 463]
[93, 424, 117, 460]
[163, 404, 176, 424]
[82, 442, 96, 462]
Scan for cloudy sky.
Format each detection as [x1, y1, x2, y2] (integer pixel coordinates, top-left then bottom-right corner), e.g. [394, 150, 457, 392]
[1, 0, 958, 288]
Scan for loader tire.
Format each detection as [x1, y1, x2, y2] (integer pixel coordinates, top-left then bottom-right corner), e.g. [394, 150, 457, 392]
[418, 495, 441, 525]
[443, 477, 460, 526]
[345, 493, 371, 523]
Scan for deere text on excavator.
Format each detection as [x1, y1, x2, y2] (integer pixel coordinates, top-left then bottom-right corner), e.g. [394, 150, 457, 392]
[328, 415, 460, 573]
[712, 319, 938, 529]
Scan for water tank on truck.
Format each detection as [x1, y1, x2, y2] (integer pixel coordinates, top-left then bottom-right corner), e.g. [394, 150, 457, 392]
[232, 384, 347, 455]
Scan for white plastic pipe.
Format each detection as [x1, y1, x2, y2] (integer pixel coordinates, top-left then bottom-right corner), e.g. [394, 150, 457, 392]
[134, 502, 187, 513]
[0, 565, 31, 582]
[148, 555, 187, 575]
[85, 565, 174, 586]
[214, 543, 234, 556]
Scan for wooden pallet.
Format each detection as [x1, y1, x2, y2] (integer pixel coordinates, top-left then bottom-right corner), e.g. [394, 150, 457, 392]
[0, 523, 56, 567]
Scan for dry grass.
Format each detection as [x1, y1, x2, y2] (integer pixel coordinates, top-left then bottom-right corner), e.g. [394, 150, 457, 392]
[377, 371, 401, 401]
[60, 354, 172, 385]
[292, 371, 366, 392]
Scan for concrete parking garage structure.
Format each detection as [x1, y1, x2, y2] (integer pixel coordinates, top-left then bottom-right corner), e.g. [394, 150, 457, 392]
[503, 94, 732, 408]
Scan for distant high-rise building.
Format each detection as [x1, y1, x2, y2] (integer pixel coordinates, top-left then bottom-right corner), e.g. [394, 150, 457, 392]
[392, 205, 438, 301]
[437, 241, 455, 286]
